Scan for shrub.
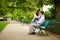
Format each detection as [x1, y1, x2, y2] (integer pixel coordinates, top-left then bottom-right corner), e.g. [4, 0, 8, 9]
[54, 22, 60, 35]
[44, 11, 53, 20]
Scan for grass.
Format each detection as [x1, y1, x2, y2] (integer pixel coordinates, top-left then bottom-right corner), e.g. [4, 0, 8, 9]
[0, 22, 8, 32]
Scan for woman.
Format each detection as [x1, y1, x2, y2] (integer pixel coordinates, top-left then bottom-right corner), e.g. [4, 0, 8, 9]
[28, 9, 45, 35]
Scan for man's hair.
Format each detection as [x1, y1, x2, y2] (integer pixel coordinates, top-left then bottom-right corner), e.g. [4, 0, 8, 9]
[40, 11, 44, 14]
[36, 9, 40, 16]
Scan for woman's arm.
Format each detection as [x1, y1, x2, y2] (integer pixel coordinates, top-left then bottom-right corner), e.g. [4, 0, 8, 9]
[31, 14, 36, 21]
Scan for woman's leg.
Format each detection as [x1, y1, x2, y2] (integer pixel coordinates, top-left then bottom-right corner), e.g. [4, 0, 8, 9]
[29, 25, 35, 33]
[29, 23, 41, 33]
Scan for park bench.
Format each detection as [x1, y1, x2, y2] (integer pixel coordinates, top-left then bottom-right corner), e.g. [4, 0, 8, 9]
[34, 19, 56, 34]
[0, 17, 4, 21]
[22, 18, 28, 23]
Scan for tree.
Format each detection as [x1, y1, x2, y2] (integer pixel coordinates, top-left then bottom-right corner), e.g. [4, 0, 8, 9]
[54, 0, 60, 22]
[43, 0, 60, 22]
[0, 0, 9, 16]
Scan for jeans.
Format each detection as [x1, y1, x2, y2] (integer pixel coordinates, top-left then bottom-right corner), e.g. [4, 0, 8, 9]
[29, 20, 41, 33]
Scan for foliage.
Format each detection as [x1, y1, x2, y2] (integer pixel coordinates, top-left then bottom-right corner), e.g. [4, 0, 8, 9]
[44, 6, 55, 20]
[0, 0, 55, 22]
[44, 0, 54, 5]
[44, 11, 51, 20]
[0, 0, 54, 16]
[17, 11, 35, 23]
[54, 22, 60, 35]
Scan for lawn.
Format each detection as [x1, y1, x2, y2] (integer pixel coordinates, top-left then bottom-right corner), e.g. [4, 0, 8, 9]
[0, 22, 8, 32]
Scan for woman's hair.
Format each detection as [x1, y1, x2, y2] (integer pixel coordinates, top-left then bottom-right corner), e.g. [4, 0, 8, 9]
[36, 9, 40, 16]
[36, 9, 44, 16]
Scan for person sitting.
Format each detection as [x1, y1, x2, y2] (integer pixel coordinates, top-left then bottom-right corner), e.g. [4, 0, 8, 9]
[28, 9, 45, 35]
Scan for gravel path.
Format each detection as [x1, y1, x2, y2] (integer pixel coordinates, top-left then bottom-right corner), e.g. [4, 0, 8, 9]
[0, 20, 60, 40]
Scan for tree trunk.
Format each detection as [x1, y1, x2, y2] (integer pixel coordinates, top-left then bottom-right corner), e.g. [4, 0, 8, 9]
[54, 0, 60, 22]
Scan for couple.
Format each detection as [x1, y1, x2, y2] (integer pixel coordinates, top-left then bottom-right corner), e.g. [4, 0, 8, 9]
[28, 9, 45, 35]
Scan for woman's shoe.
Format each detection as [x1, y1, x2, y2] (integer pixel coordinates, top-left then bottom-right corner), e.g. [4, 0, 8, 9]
[28, 32, 31, 35]
[31, 32, 36, 35]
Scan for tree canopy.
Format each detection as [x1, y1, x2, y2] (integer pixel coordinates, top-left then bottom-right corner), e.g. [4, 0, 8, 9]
[0, 0, 55, 20]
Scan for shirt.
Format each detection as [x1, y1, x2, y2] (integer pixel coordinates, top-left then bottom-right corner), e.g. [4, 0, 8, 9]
[36, 15, 45, 24]
[32, 14, 45, 24]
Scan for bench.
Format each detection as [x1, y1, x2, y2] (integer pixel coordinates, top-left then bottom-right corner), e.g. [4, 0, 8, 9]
[0, 17, 3, 19]
[34, 19, 56, 34]
[22, 18, 28, 23]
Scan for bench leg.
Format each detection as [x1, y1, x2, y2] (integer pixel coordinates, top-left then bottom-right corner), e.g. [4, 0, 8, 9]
[39, 29, 42, 33]
[45, 30, 49, 36]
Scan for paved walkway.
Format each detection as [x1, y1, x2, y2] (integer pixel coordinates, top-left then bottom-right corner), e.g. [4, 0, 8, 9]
[0, 20, 60, 40]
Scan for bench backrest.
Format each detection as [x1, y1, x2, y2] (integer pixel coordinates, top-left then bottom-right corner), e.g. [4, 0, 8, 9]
[49, 19, 56, 26]
[42, 21, 49, 27]
[34, 19, 56, 29]
[42, 19, 56, 26]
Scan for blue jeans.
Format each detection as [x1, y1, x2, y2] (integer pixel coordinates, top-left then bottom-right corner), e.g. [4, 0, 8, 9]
[29, 20, 41, 32]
